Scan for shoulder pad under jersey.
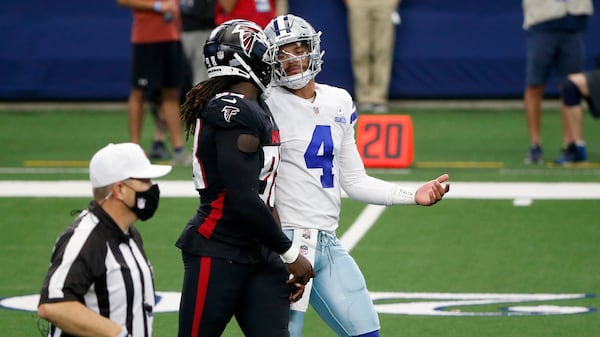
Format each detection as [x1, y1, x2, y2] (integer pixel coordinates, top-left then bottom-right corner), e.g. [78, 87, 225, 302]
[203, 92, 262, 133]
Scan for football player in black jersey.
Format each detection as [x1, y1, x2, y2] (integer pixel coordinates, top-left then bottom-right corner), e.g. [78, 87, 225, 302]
[175, 20, 315, 337]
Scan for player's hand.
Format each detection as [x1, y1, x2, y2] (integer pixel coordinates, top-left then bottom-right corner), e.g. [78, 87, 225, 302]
[288, 282, 306, 303]
[415, 174, 450, 206]
[284, 254, 315, 285]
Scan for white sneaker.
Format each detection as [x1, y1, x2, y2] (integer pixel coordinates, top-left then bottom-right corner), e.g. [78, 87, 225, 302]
[357, 103, 374, 112]
[170, 149, 193, 166]
[372, 104, 388, 113]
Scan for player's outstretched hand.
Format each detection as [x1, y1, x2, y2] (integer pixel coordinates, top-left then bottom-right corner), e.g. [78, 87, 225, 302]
[415, 173, 450, 206]
[285, 254, 315, 286]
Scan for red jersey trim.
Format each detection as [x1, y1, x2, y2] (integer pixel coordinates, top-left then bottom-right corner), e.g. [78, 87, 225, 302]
[197, 192, 226, 238]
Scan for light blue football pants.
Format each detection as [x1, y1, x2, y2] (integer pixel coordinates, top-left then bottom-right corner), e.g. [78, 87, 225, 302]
[284, 229, 380, 337]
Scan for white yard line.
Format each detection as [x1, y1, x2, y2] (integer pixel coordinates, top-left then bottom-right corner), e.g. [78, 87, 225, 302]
[339, 181, 600, 251]
[0, 99, 560, 112]
[2, 181, 599, 198]
[3, 180, 600, 251]
[340, 205, 386, 251]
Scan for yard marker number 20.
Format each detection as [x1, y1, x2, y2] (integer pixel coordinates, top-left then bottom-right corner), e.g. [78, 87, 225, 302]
[356, 115, 414, 168]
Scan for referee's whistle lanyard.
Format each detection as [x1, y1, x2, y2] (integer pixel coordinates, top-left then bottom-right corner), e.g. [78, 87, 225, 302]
[126, 242, 153, 337]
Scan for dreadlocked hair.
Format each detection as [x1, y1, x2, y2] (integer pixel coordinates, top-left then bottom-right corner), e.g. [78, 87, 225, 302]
[180, 76, 242, 139]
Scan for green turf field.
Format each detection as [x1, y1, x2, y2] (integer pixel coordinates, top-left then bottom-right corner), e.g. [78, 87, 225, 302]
[0, 105, 599, 336]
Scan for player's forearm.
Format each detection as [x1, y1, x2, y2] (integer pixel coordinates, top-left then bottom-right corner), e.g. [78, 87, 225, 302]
[216, 130, 293, 254]
[340, 143, 417, 205]
[223, 172, 293, 253]
[343, 173, 417, 206]
[38, 301, 124, 337]
[230, 192, 294, 253]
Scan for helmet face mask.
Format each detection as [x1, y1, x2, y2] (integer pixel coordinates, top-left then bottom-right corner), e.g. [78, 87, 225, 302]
[264, 15, 323, 89]
[204, 19, 274, 91]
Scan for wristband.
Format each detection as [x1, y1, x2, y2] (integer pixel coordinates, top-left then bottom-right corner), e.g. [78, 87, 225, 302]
[280, 245, 299, 264]
[390, 185, 417, 205]
[116, 327, 128, 337]
[153, 1, 161, 12]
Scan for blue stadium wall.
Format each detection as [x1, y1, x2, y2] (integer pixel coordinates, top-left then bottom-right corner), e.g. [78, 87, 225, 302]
[1, 0, 599, 100]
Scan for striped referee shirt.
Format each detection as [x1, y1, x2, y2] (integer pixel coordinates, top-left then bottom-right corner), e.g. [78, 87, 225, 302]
[39, 201, 155, 337]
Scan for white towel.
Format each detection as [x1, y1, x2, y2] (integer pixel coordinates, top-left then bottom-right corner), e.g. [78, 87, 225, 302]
[290, 228, 318, 312]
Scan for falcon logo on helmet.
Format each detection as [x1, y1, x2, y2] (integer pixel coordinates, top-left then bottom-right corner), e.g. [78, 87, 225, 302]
[203, 19, 274, 93]
[231, 22, 269, 58]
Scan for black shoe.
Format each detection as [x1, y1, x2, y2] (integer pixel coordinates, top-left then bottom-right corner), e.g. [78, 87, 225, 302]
[553, 143, 588, 164]
[524, 144, 543, 164]
[149, 140, 169, 160]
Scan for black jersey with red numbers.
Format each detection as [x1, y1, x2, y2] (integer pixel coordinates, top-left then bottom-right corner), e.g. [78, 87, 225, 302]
[176, 92, 291, 264]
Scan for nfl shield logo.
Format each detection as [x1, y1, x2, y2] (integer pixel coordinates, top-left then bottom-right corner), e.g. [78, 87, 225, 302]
[137, 197, 147, 209]
[300, 244, 309, 255]
[302, 229, 311, 239]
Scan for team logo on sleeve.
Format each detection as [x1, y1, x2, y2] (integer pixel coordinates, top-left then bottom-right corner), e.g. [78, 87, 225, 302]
[334, 106, 346, 123]
[222, 106, 239, 123]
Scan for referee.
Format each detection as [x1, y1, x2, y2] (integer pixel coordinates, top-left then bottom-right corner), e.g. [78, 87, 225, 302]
[38, 143, 172, 337]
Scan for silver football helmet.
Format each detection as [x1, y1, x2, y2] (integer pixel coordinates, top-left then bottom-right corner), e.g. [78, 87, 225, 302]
[264, 15, 324, 89]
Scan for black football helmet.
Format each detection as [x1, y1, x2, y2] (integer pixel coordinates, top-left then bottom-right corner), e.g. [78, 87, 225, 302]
[204, 19, 274, 92]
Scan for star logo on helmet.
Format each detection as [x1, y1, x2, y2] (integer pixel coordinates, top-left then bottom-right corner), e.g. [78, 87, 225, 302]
[222, 106, 239, 123]
[217, 50, 224, 60]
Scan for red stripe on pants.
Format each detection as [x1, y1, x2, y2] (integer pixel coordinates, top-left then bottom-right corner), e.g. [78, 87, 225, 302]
[191, 256, 211, 337]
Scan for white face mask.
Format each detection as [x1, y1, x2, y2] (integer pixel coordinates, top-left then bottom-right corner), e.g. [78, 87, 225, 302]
[273, 49, 320, 90]
[281, 72, 312, 90]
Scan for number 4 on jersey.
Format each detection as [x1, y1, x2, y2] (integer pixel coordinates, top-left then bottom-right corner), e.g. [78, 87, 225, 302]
[304, 125, 334, 188]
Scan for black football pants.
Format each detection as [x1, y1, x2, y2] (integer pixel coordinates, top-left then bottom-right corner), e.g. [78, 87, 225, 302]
[178, 251, 290, 337]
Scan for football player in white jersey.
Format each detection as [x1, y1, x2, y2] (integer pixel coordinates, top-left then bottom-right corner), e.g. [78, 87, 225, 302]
[264, 14, 450, 337]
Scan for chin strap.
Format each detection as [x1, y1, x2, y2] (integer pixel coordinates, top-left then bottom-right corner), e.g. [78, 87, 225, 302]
[233, 53, 268, 93]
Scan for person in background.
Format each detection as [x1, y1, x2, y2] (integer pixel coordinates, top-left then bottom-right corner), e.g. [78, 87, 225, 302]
[180, 0, 216, 87]
[117, 0, 192, 165]
[521, 0, 593, 164]
[215, 0, 276, 28]
[175, 20, 314, 337]
[38, 142, 172, 337]
[264, 14, 450, 337]
[146, 89, 170, 160]
[275, 0, 288, 15]
[345, 0, 401, 113]
[554, 55, 600, 164]
[150, 0, 216, 161]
